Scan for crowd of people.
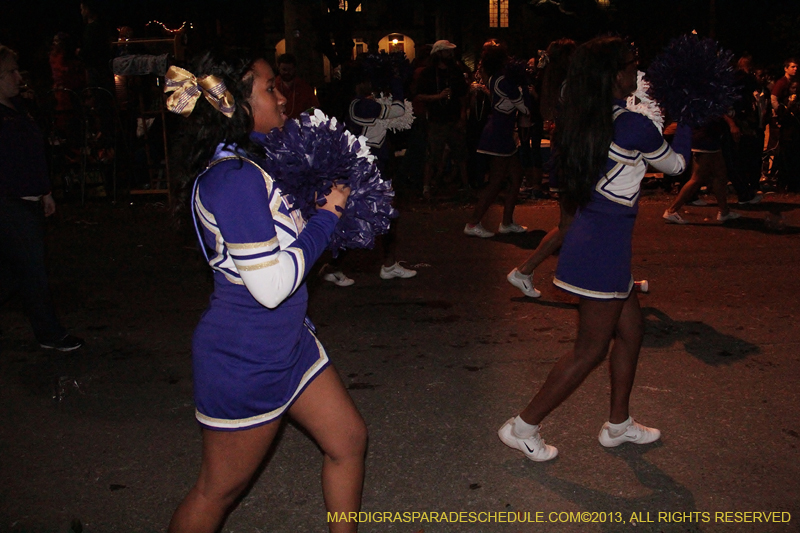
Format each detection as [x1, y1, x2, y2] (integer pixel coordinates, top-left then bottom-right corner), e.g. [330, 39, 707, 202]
[1, 8, 798, 531]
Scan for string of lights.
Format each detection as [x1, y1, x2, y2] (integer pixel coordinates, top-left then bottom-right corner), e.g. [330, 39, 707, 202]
[145, 20, 193, 33]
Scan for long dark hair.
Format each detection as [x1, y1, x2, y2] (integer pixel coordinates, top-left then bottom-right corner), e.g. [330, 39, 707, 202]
[553, 36, 629, 210]
[480, 43, 508, 80]
[180, 50, 265, 178]
[539, 38, 576, 122]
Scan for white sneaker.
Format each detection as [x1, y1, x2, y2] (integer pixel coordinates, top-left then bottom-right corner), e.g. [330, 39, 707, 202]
[498, 222, 528, 234]
[738, 193, 763, 205]
[498, 418, 558, 462]
[717, 211, 742, 222]
[598, 417, 661, 448]
[507, 268, 541, 298]
[380, 262, 417, 279]
[663, 210, 688, 224]
[322, 271, 354, 287]
[464, 223, 495, 238]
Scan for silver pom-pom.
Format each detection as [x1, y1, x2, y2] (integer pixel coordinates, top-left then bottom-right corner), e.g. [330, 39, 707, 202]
[376, 95, 416, 132]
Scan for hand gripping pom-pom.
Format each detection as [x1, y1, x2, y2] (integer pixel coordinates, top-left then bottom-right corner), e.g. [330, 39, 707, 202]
[254, 109, 397, 255]
[646, 35, 740, 128]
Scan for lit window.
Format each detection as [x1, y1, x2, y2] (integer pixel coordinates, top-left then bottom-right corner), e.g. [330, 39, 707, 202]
[489, 0, 508, 28]
[597, 0, 611, 6]
[339, 1, 362, 11]
[328, 1, 362, 12]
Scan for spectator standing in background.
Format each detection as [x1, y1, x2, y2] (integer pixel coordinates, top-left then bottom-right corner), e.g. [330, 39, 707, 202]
[415, 40, 470, 199]
[770, 58, 797, 112]
[0, 45, 83, 352]
[771, 58, 800, 191]
[49, 32, 86, 123]
[724, 55, 764, 205]
[276, 53, 320, 120]
[518, 57, 547, 200]
[78, 0, 111, 89]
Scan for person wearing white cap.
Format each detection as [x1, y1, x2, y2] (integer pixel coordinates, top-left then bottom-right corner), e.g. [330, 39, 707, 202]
[415, 40, 470, 198]
[431, 39, 456, 55]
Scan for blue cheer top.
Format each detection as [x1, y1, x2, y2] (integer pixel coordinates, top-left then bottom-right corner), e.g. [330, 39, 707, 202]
[190, 140, 339, 430]
[476, 74, 529, 156]
[553, 102, 690, 300]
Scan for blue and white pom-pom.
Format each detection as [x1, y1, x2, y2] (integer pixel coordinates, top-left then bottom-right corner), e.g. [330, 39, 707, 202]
[627, 70, 664, 133]
[646, 34, 740, 128]
[256, 109, 397, 255]
[376, 95, 415, 132]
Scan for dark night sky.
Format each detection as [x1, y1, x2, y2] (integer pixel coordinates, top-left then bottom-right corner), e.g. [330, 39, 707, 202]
[2, 0, 798, 86]
[3, 0, 276, 51]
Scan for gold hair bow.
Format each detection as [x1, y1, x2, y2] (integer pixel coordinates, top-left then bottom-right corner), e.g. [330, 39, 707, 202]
[164, 66, 235, 118]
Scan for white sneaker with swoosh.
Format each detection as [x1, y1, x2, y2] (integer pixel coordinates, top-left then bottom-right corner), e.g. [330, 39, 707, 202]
[598, 417, 661, 447]
[507, 268, 541, 298]
[464, 223, 495, 238]
[498, 418, 558, 462]
[322, 270, 354, 287]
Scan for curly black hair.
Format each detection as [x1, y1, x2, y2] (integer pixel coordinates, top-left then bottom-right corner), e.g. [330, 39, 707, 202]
[169, 50, 271, 224]
[480, 44, 508, 79]
[177, 50, 267, 178]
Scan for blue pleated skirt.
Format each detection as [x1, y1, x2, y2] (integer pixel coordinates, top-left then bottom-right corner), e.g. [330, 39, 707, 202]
[192, 299, 329, 431]
[554, 204, 635, 300]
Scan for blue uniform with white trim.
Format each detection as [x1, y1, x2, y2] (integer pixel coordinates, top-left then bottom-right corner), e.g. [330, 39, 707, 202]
[554, 102, 690, 299]
[347, 89, 405, 168]
[476, 74, 529, 156]
[190, 139, 339, 430]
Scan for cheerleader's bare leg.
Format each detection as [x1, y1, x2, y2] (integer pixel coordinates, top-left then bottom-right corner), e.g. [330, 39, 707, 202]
[168, 421, 282, 533]
[468, 156, 508, 225]
[666, 152, 708, 214]
[519, 297, 626, 425]
[501, 155, 524, 226]
[289, 366, 367, 533]
[607, 293, 644, 424]
[709, 154, 732, 216]
[517, 202, 573, 276]
[169, 366, 366, 533]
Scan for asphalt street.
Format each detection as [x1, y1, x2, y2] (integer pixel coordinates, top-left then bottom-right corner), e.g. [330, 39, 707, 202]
[1, 192, 798, 532]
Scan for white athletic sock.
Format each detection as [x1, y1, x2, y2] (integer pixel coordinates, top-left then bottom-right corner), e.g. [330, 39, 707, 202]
[513, 415, 539, 438]
[606, 416, 633, 437]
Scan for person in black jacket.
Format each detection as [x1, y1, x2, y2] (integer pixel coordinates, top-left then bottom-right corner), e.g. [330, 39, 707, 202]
[0, 45, 82, 351]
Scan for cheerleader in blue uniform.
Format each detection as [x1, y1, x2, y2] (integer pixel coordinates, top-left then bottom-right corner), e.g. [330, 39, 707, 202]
[507, 38, 577, 298]
[465, 44, 530, 238]
[167, 53, 366, 533]
[498, 36, 691, 461]
[341, 66, 417, 280]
